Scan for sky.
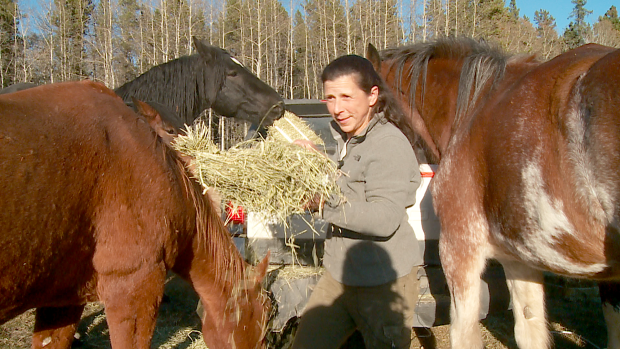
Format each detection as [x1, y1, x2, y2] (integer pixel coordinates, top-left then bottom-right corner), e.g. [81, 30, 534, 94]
[513, 0, 617, 32]
[17, 0, 618, 35]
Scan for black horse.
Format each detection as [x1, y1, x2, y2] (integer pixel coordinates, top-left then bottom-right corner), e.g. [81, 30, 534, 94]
[115, 37, 285, 132]
[0, 82, 37, 94]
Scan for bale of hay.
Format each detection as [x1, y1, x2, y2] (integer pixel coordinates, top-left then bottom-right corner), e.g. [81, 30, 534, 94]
[173, 113, 340, 224]
[268, 111, 324, 145]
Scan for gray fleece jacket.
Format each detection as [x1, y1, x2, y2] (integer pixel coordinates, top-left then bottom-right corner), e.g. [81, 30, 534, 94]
[322, 112, 422, 287]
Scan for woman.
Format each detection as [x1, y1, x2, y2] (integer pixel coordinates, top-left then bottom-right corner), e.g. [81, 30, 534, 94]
[292, 54, 422, 349]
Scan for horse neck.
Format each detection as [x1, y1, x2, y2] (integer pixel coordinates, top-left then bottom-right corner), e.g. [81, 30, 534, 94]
[114, 55, 205, 124]
[415, 56, 537, 162]
[410, 57, 466, 161]
[192, 197, 247, 295]
[168, 154, 248, 294]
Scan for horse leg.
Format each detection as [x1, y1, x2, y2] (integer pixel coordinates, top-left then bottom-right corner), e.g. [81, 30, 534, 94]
[500, 261, 549, 349]
[439, 225, 487, 348]
[31, 305, 84, 349]
[598, 281, 620, 349]
[97, 263, 166, 349]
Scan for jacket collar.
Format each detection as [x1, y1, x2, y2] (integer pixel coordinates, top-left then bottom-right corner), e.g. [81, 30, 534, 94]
[330, 111, 386, 145]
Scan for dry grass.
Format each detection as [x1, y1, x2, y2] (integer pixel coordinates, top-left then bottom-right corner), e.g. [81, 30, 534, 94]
[2, 274, 606, 349]
[173, 113, 340, 225]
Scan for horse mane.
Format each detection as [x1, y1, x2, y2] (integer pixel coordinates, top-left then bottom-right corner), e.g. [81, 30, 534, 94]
[115, 55, 226, 125]
[163, 143, 246, 288]
[381, 37, 510, 125]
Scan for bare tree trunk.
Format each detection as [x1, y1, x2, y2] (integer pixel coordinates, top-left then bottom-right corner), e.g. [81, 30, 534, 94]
[139, 4, 145, 72]
[472, 0, 477, 37]
[331, 1, 337, 57]
[21, 13, 30, 81]
[422, 0, 427, 41]
[256, 0, 263, 79]
[345, 0, 351, 53]
[444, 0, 449, 36]
[383, 0, 388, 48]
[455, 0, 458, 35]
[188, 0, 193, 53]
[288, 0, 294, 97]
[304, 9, 310, 98]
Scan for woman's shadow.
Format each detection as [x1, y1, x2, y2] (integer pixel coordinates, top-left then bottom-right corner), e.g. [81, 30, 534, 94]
[295, 242, 416, 349]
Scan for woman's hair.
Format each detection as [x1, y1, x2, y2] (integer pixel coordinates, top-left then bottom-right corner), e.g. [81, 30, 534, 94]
[321, 55, 416, 145]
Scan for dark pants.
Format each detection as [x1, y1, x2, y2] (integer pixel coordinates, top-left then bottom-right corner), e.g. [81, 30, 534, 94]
[291, 269, 419, 349]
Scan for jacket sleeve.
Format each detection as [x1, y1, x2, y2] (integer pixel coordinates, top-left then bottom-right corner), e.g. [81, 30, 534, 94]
[322, 134, 420, 238]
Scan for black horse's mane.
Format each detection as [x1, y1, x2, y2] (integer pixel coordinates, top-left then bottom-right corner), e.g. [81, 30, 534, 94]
[381, 37, 510, 125]
[115, 54, 226, 125]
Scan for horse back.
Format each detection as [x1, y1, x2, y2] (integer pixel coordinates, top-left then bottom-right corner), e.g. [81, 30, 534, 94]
[0, 81, 193, 323]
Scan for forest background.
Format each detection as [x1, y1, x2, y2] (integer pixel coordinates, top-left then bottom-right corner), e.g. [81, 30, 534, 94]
[1, 0, 619, 141]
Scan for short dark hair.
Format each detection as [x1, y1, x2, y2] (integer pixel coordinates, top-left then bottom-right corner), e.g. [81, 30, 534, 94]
[321, 55, 416, 146]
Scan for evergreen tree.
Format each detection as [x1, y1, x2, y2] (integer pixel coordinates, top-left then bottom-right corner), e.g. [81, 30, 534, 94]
[291, 9, 309, 98]
[534, 9, 560, 59]
[220, 0, 242, 48]
[476, 0, 510, 40]
[0, 0, 21, 87]
[601, 5, 620, 32]
[50, 0, 94, 80]
[508, 0, 519, 20]
[116, 0, 141, 83]
[563, 0, 592, 49]
[592, 5, 620, 47]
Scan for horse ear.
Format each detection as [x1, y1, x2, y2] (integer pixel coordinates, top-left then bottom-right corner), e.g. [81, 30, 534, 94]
[193, 37, 222, 105]
[132, 97, 163, 126]
[254, 251, 270, 286]
[194, 37, 216, 64]
[366, 43, 382, 73]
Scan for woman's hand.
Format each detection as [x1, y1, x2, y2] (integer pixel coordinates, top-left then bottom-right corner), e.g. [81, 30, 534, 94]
[292, 139, 319, 151]
[303, 193, 324, 213]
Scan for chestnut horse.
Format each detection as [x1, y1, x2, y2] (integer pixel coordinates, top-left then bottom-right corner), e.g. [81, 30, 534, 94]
[0, 80, 270, 349]
[368, 38, 620, 348]
[1, 84, 184, 146]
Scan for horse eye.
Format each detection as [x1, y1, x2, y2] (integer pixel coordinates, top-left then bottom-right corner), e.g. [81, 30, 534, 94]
[228, 70, 238, 77]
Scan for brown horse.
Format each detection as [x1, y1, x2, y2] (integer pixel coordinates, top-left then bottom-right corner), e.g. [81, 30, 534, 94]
[0, 80, 270, 349]
[1, 84, 185, 147]
[368, 38, 620, 348]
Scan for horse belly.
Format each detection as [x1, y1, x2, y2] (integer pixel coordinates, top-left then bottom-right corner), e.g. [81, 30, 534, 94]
[0, 125, 99, 324]
[488, 157, 611, 278]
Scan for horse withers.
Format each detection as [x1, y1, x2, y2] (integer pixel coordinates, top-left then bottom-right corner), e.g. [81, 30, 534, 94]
[368, 39, 620, 348]
[115, 38, 285, 133]
[1, 82, 185, 147]
[0, 80, 270, 349]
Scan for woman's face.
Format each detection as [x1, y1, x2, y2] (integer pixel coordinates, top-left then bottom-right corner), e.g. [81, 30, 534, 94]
[323, 74, 378, 138]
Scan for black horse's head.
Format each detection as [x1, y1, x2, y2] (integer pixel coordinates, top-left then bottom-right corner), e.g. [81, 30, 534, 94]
[194, 38, 284, 133]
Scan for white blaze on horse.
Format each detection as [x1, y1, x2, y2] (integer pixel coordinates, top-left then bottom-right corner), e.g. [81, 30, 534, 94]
[367, 38, 620, 349]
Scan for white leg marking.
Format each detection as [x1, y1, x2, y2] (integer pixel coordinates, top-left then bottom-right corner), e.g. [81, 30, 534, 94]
[449, 275, 484, 349]
[502, 261, 550, 349]
[440, 210, 490, 349]
[42, 336, 52, 347]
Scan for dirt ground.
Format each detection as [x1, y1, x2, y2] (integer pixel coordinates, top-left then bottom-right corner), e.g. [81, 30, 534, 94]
[0, 274, 608, 349]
